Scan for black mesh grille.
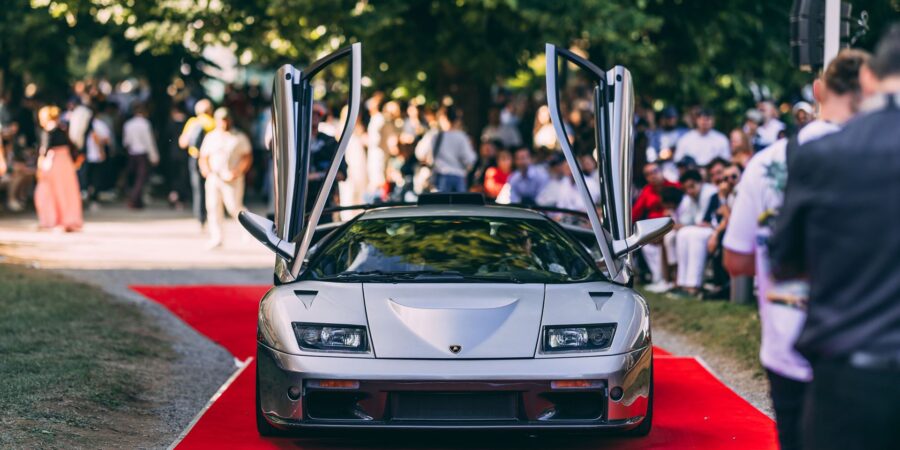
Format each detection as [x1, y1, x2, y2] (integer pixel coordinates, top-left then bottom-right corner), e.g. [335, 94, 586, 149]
[390, 392, 518, 421]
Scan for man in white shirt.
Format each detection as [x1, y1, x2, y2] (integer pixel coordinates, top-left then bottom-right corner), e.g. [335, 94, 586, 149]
[69, 104, 112, 209]
[756, 100, 786, 147]
[122, 103, 159, 209]
[673, 169, 717, 295]
[415, 106, 476, 193]
[673, 108, 730, 167]
[504, 147, 549, 205]
[723, 50, 867, 450]
[365, 93, 386, 200]
[537, 153, 582, 211]
[199, 108, 252, 249]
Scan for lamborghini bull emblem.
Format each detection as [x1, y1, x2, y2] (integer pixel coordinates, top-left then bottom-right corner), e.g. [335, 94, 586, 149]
[449, 345, 462, 354]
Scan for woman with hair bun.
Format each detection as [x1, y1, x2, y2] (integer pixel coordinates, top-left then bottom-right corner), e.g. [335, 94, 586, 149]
[34, 105, 83, 232]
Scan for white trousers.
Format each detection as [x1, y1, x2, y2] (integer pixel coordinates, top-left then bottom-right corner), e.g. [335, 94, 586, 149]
[676, 226, 714, 288]
[641, 232, 678, 283]
[206, 175, 245, 245]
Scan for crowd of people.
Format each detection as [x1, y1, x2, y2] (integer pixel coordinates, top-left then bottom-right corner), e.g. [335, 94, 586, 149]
[1, 71, 816, 261]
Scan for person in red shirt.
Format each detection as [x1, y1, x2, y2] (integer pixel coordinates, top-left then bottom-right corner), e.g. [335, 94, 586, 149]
[633, 162, 680, 221]
[483, 148, 512, 200]
[633, 162, 681, 292]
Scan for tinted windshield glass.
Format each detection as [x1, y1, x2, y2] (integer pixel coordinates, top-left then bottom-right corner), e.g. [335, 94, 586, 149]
[305, 216, 602, 283]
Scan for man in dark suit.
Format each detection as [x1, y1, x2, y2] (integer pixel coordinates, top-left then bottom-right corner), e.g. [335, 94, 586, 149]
[769, 25, 900, 450]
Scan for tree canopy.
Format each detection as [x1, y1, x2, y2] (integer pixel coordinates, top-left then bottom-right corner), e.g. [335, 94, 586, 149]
[7, 0, 898, 127]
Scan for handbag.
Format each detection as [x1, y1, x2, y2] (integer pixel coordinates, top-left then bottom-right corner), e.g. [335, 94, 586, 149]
[426, 131, 444, 189]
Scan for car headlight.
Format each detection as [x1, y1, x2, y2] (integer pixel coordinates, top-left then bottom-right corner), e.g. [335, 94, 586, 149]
[543, 324, 616, 352]
[292, 323, 368, 352]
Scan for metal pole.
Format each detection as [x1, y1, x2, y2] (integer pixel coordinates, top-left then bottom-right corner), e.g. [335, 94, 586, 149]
[824, 0, 841, 69]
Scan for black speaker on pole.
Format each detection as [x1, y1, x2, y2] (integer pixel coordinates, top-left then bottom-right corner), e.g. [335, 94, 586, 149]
[791, 0, 826, 71]
[791, 0, 854, 72]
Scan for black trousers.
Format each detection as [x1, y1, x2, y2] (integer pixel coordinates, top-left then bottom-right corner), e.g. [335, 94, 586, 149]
[83, 161, 104, 202]
[802, 359, 900, 450]
[767, 369, 807, 450]
[188, 157, 206, 224]
[126, 153, 149, 208]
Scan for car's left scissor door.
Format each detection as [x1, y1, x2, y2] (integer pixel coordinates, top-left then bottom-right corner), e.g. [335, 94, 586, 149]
[270, 43, 362, 283]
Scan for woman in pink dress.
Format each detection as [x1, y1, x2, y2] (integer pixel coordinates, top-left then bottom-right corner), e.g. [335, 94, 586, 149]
[34, 105, 83, 232]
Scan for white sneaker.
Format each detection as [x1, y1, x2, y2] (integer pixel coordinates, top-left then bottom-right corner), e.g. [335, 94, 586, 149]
[7, 200, 23, 212]
[644, 281, 672, 294]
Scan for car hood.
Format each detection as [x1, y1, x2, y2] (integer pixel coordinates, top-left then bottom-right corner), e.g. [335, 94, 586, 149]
[364, 283, 544, 359]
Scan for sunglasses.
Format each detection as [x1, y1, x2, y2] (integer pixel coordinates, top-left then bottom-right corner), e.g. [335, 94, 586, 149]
[716, 174, 739, 183]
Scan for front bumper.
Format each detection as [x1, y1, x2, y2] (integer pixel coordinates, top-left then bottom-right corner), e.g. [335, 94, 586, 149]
[257, 343, 652, 431]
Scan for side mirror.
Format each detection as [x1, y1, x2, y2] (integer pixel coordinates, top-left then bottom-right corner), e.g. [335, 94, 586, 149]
[238, 211, 296, 261]
[612, 217, 674, 258]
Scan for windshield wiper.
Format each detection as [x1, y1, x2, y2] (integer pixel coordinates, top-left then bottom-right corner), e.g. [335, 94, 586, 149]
[317, 270, 401, 281]
[318, 270, 526, 283]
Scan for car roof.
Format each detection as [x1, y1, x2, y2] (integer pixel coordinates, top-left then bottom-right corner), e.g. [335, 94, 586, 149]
[358, 204, 552, 221]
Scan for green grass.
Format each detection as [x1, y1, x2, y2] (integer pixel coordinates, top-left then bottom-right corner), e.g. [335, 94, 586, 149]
[0, 264, 174, 448]
[641, 289, 763, 377]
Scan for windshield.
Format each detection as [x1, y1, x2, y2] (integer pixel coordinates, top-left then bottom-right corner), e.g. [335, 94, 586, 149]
[305, 216, 602, 283]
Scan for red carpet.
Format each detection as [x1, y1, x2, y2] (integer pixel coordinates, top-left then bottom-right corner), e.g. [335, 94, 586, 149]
[132, 285, 777, 450]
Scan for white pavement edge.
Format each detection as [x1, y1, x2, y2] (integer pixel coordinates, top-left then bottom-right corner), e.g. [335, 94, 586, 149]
[167, 356, 255, 450]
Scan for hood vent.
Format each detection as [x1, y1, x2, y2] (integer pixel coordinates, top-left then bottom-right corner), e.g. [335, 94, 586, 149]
[294, 290, 318, 309]
[588, 292, 613, 311]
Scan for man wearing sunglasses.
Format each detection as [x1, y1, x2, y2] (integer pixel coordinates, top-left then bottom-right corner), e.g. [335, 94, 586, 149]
[702, 163, 741, 298]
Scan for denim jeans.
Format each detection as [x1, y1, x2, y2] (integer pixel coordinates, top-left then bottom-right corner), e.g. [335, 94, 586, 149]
[434, 173, 466, 193]
[188, 157, 206, 224]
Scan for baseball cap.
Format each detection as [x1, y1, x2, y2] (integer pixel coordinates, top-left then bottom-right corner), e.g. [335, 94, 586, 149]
[676, 155, 698, 168]
[745, 108, 763, 124]
[660, 106, 678, 119]
[792, 101, 814, 115]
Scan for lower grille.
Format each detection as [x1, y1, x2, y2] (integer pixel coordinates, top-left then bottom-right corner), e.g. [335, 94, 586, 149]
[390, 392, 518, 421]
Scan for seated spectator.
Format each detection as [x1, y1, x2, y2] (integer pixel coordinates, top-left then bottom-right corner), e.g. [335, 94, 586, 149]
[729, 128, 754, 170]
[792, 101, 814, 131]
[675, 155, 699, 181]
[673, 169, 718, 296]
[2, 121, 37, 212]
[504, 147, 548, 205]
[469, 138, 500, 193]
[702, 163, 742, 298]
[743, 108, 766, 152]
[481, 106, 522, 149]
[536, 152, 581, 211]
[674, 108, 730, 166]
[756, 100, 785, 147]
[706, 157, 728, 185]
[533, 105, 560, 154]
[483, 147, 512, 200]
[633, 162, 681, 293]
[578, 152, 601, 205]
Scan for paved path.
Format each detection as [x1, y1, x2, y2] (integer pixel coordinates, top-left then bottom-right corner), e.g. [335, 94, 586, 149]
[0, 204, 272, 269]
[0, 204, 272, 448]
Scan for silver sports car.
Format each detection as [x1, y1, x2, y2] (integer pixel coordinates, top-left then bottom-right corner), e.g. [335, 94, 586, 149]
[240, 43, 672, 436]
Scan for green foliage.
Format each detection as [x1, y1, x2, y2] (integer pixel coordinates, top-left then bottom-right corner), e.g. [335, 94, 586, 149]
[0, 0, 74, 100]
[15, 0, 900, 125]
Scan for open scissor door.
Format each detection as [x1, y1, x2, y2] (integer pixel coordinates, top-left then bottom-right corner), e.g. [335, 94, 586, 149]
[544, 44, 636, 284]
[240, 43, 361, 284]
